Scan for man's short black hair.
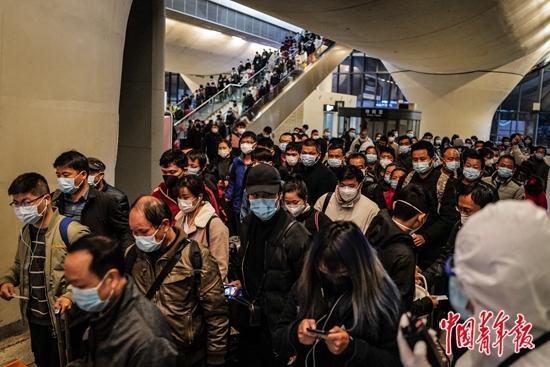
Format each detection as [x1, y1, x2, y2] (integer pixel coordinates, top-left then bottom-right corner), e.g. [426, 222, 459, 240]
[398, 135, 412, 145]
[535, 145, 547, 154]
[497, 154, 516, 166]
[510, 133, 521, 141]
[53, 150, 89, 173]
[252, 147, 274, 164]
[347, 152, 367, 165]
[241, 131, 257, 142]
[302, 138, 321, 153]
[379, 146, 396, 159]
[337, 165, 364, 183]
[8, 172, 50, 196]
[257, 137, 274, 149]
[457, 182, 498, 208]
[186, 149, 208, 169]
[285, 142, 302, 153]
[159, 149, 187, 169]
[69, 235, 125, 277]
[462, 148, 485, 168]
[411, 140, 435, 158]
[87, 157, 106, 172]
[131, 196, 172, 227]
[263, 126, 273, 134]
[328, 142, 345, 153]
[279, 132, 294, 142]
[392, 184, 431, 220]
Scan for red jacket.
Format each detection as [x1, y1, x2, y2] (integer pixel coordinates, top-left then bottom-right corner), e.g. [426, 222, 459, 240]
[151, 182, 180, 223]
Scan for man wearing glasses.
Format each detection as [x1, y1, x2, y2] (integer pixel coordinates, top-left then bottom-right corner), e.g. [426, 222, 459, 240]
[0, 172, 89, 367]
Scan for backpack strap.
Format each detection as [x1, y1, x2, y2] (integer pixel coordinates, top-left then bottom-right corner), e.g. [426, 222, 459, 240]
[124, 245, 138, 275]
[204, 216, 215, 247]
[189, 240, 203, 300]
[321, 192, 333, 214]
[314, 210, 320, 232]
[435, 172, 450, 212]
[59, 217, 73, 246]
[145, 240, 188, 299]
[402, 171, 414, 188]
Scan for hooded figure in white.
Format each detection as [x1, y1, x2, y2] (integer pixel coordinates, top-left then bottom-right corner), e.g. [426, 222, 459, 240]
[454, 200, 550, 367]
[397, 200, 550, 367]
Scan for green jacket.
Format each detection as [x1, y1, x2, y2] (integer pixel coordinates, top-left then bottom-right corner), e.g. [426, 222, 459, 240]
[483, 174, 525, 200]
[128, 227, 229, 366]
[0, 209, 89, 349]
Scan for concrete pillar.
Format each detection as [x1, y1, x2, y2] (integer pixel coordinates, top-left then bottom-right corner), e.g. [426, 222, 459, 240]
[116, 0, 166, 203]
[0, 0, 133, 333]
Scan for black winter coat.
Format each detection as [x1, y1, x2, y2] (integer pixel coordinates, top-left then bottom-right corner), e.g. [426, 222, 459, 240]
[273, 286, 401, 367]
[67, 278, 179, 366]
[300, 161, 338, 205]
[366, 210, 415, 310]
[53, 188, 133, 250]
[239, 210, 310, 330]
[397, 168, 459, 269]
[295, 206, 332, 237]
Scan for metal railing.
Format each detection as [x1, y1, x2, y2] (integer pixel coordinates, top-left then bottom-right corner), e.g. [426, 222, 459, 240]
[173, 49, 294, 127]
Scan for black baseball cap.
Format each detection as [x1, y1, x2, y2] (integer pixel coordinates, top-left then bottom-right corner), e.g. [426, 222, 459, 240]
[88, 157, 106, 172]
[246, 163, 281, 194]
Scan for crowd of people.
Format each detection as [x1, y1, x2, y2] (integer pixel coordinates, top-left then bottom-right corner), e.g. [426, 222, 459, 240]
[172, 31, 326, 146]
[1, 122, 550, 366]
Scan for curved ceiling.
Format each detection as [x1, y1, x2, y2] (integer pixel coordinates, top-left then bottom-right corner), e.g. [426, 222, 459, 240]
[234, 0, 550, 73]
[165, 18, 275, 76]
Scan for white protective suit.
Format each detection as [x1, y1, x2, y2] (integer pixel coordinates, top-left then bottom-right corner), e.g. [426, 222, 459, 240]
[454, 200, 550, 366]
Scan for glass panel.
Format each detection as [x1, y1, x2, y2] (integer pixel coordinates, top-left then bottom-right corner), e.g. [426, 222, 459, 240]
[519, 72, 541, 112]
[351, 74, 362, 96]
[338, 74, 350, 94]
[351, 56, 364, 73]
[206, 2, 217, 21]
[196, 0, 206, 17]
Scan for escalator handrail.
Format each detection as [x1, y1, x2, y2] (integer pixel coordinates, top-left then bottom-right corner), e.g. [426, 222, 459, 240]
[174, 48, 299, 128]
[239, 41, 335, 122]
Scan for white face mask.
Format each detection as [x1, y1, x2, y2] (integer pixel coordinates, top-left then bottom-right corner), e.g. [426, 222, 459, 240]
[240, 143, 254, 154]
[237, 128, 245, 135]
[286, 155, 299, 167]
[218, 149, 230, 158]
[14, 197, 48, 225]
[379, 158, 393, 169]
[327, 158, 343, 168]
[460, 213, 470, 225]
[286, 203, 307, 217]
[87, 175, 97, 188]
[338, 186, 358, 202]
[178, 198, 198, 213]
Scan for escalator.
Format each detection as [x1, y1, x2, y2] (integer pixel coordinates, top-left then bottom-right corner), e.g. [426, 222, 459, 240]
[173, 43, 352, 133]
[242, 43, 352, 133]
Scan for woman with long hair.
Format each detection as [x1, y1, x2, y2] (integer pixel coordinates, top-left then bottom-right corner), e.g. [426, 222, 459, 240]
[274, 221, 402, 366]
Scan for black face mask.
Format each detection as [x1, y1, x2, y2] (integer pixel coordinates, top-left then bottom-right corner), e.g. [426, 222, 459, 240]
[162, 175, 179, 189]
[320, 274, 352, 296]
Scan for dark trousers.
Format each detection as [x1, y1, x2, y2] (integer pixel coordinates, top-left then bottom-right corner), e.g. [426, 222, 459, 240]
[238, 326, 286, 367]
[29, 322, 61, 367]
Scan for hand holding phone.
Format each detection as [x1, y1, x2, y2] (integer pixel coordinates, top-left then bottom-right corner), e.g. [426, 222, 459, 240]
[306, 327, 328, 336]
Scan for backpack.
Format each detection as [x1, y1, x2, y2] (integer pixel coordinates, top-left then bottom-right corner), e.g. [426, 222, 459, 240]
[59, 217, 73, 246]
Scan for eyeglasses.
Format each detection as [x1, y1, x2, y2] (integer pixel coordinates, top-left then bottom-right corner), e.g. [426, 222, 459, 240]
[9, 195, 45, 208]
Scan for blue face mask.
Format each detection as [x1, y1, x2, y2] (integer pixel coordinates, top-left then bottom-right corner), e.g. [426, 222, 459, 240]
[134, 228, 165, 253]
[449, 277, 473, 321]
[406, 133, 414, 139]
[57, 172, 85, 194]
[399, 145, 411, 155]
[366, 154, 378, 163]
[72, 275, 113, 313]
[301, 154, 317, 167]
[497, 167, 513, 179]
[384, 174, 391, 184]
[185, 167, 201, 176]
[279, 142, 288, 152]
[445, 161, 460, 171]
[250, 198, 278, 221]
[390, 179, 399, 190]
[463, 167, 481, 181]
[413, 161, 431, 174]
